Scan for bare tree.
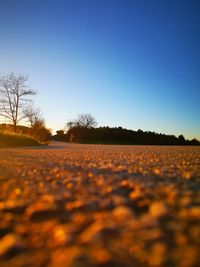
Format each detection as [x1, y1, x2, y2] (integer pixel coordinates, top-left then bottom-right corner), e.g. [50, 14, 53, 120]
[24, 104, 44, 128]
[67, 113, 97, 129]
[24, 104, 51, 142]
[66, 121, 74, 129]
[0, 73, 36, 132]
[76, 113, 97, 128]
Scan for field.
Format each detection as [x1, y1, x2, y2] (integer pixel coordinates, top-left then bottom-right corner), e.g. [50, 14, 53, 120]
[0, 142, 199, 267]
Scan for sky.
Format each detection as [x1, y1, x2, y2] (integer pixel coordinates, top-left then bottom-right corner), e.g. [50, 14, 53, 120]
[0, 0, 199, 139]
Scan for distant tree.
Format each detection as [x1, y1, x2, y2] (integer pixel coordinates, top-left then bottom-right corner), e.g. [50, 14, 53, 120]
[66, 113, 97, 129]
[178, 134, 185, 143]
[24, 104, 44, 128]
[189, 138, 200, 145]
[24, 104, 51, 142]
[0, 73, 36, 132]
[66, 121, 74, 129]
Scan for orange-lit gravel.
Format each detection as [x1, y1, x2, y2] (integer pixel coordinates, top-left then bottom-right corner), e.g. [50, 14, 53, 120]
[0, 142, 200, 267]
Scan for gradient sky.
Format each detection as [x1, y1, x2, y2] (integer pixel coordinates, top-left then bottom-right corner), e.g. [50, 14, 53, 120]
[0, 0, 199, 139]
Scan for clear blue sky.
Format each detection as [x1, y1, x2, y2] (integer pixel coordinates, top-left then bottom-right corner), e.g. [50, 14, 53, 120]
[0, 0, 199, 139]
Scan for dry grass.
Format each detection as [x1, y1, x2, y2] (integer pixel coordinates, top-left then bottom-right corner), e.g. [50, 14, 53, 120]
[0, 131, 41, 148]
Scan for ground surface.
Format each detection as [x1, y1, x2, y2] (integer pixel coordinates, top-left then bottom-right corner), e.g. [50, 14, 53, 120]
[0, 142, 199, 267]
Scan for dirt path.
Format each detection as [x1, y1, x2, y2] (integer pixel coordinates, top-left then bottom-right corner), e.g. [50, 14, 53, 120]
[0, 142, 200, 267]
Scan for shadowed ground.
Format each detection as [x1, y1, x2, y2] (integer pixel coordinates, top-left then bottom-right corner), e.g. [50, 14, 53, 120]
[0, 142, 199, 267]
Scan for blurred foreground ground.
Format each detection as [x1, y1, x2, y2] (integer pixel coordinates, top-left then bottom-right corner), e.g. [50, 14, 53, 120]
[0, 142, 200, 267]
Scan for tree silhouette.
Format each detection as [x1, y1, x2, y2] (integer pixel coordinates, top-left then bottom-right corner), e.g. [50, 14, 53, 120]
[66, 113, 97, 129]
[63, 126, 200, 146]
[0, 73, 36, 132]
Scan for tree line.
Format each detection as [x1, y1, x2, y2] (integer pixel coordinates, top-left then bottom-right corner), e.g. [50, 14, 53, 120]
[54, 125, 200, 145]
[53, 114, 200, 146]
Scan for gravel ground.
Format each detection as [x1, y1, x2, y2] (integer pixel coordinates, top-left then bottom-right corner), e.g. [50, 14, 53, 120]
[0, 142, 200, 267]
